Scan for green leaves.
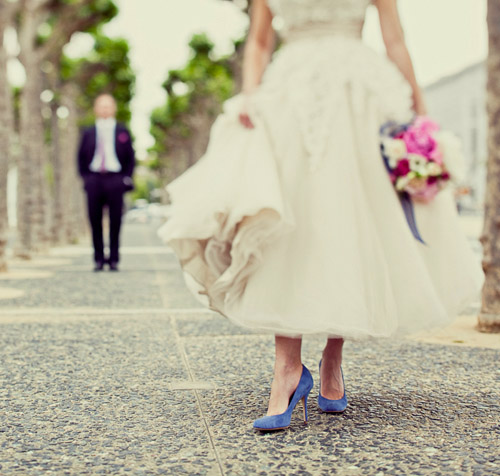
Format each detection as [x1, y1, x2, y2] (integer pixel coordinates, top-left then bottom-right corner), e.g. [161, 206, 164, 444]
[150, 33, 237, 180]
[64, 32, 135, 126]
[75, 0, 118, 33]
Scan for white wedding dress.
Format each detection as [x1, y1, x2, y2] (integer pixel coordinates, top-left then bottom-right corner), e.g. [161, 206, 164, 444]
[158, 0, 483, 338]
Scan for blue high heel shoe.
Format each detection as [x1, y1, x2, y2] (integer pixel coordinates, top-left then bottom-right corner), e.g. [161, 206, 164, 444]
[253, 365, 314, 431]
[318, 360, 347, 413]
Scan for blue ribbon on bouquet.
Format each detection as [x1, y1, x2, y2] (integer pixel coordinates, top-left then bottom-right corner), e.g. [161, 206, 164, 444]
[399, 192, 425, 244]
[380, 121, 426, 245]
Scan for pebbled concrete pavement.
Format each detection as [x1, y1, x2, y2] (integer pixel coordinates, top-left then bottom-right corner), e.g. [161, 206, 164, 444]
[0, 221, 498, 476]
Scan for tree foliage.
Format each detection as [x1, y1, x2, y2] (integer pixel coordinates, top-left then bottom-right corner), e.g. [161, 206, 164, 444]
[19, 0, 118, 63]
[149, 33, 237, 183]
[61, 33, 135, 126]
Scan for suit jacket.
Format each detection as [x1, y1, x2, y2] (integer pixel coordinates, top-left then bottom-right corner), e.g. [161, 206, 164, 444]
[78, 123, 135, 178]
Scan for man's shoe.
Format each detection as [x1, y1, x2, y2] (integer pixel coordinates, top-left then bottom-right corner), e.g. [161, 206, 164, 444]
[94, 261, 105, 272]
[109, 262, 119, 272]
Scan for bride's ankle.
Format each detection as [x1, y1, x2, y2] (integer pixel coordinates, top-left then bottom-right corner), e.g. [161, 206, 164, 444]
[267, 363, 303, 415]
[321, 354, 342, 371]
[273, 361, 302, 377]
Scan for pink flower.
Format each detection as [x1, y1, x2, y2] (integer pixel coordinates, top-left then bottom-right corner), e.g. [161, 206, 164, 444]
[401, 126, 441, 164]
[394, 159, 410, 177]
[429, 147, 443, 164]
[402, 128, 435, 154]
[414, 116, 440, 134]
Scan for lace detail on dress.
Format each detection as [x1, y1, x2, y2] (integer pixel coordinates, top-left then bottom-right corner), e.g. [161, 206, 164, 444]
[267, 0, 372, 39]
[260, 0, 411, 171]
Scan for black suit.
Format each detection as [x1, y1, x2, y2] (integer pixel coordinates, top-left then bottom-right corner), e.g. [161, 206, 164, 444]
[78, 123, 135, 265]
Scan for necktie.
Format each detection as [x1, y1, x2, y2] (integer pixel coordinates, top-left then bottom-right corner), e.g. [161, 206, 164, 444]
[98, 132, 107, 172]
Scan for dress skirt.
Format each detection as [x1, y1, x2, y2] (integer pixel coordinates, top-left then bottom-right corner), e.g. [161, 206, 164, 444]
[158, 35, 483, 338]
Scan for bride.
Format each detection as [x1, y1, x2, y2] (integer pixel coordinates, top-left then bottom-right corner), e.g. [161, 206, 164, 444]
[159, 0, 483, 431]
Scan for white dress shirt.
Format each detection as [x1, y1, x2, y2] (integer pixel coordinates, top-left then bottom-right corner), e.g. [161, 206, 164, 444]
[89, 118, 122, 173]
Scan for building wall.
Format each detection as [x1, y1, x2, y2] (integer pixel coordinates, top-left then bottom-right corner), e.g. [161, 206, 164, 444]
[424, 62, 487, 210]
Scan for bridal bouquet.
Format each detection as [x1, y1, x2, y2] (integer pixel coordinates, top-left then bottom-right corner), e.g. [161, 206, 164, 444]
[380, 117, 465, 242]
[381, 116, 465, 203]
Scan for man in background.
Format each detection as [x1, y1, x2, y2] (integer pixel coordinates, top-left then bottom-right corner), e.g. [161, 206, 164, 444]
[78, 94, 135, 272]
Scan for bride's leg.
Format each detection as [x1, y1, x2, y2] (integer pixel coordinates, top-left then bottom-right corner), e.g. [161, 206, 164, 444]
[266, 335, 303, 416]
[320, 338, 344, 399]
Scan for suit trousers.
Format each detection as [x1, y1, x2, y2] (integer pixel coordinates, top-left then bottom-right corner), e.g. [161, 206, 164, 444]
[84, 173, 125, 263]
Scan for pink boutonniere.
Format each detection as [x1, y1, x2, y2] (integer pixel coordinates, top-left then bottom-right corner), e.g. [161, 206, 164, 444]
[118, 132, 129, 143]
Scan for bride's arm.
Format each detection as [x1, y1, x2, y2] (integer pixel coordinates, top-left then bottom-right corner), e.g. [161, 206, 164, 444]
[239, 0, 275, 128]
[375, 0, 427, 115]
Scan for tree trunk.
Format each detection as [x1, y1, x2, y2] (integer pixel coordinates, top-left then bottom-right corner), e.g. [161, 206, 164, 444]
[16, 56, 38, 257]
[478, 0, 500, 333]
[50, 98, 65, 244]
[0, 35, 12, 271]
[26, 63, 50, 252]
[61, 84, 87, 242]
[17, 6, 50, 257]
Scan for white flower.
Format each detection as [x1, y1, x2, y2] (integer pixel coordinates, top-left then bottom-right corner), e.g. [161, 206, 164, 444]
[383, 138, 407, 168]
[434, 131, 466, 183]
[427, 162, 443, 176]
[408, 153, 428, 176]
[395, 171, 417, 191]
[388, 157, 398, 168]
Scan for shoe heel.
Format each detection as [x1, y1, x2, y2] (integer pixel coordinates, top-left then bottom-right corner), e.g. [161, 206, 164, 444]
[302, 395, 308, 423]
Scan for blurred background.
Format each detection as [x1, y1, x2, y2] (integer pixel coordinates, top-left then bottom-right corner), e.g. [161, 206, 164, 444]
[0, 0, 488, 268]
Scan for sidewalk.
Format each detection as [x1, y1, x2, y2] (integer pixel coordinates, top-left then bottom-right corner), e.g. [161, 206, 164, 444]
[0, 221, 499, 475]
